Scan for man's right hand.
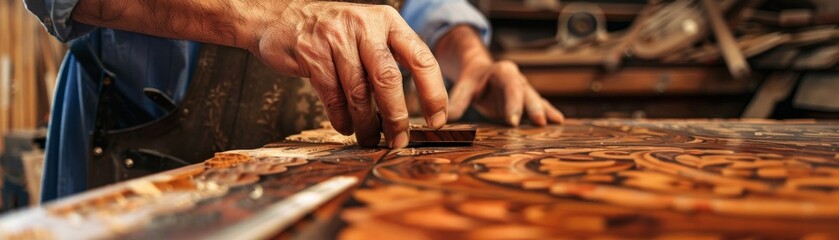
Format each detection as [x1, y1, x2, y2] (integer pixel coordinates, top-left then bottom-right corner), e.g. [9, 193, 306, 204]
[73, 0, 448, 149]
[253, 2, 448, 148]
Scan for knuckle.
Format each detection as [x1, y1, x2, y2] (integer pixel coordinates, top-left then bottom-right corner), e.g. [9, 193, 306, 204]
[382, 112, 409, 127]
[373, 65, 403, 93]
[317, 20, 343, 37]
[369, 44, 403, 92]
[409, 41, 439, 74]
[296, 43, 319, 60]
[378, 5, 399, 17]
[304, 51, 329, 64]
[341, 9, 365, 26]
[413, 51, 438, 74]
[339, 8, 356, 19]
[322, 94, 348, 112]
[389, 30, 410, 41]
[348, 82, 371, 106]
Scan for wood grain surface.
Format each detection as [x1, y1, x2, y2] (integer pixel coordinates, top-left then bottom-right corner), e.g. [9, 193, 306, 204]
[1, 119, 837, 239]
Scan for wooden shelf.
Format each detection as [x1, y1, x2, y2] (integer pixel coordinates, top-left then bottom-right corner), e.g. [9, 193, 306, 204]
[521, 66, 759, 96]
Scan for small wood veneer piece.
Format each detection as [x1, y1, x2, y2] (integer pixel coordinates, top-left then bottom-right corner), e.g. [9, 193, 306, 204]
[408, 124, 477, 145]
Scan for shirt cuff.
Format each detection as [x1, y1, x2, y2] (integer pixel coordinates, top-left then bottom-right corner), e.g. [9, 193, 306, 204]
[401, 0, 491, 49]
[24, 0, 97, 42]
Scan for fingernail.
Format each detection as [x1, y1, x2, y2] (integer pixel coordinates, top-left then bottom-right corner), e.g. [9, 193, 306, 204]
[510, 115, 520, 127]
[430, 110, 447, 129]
[392, 131, 409, 149]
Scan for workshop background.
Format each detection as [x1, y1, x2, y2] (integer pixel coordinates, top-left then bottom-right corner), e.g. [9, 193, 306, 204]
[0, 0, 837, 212]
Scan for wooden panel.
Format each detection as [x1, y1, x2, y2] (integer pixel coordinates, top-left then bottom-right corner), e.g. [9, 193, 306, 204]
[1, 119, 838, 239]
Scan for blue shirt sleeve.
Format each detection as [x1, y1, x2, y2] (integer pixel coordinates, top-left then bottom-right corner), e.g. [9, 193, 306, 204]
[24, 0, 97, 42]
[401, 0, 491, 49]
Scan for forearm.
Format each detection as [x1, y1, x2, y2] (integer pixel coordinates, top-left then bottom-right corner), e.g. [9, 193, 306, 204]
[433, 24, 493, 81]
[71, 0, 292, 51]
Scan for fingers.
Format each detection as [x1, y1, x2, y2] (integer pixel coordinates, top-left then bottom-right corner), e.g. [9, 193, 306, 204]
[330, 33, 381, 147]
[525, 88, 547, 126]
[493, 60, 562, 126]
[447, 78, 476, 121]
[502, 79, 525, 127]
[543, 99, 566, 124]
[387, 19, 448, 129]
[359, 34, 410, 148]
[493, 62, 525, 127]
[286, 4, 451, 148]
[301, 42, 354, 135]
[310, 76, 354, 135]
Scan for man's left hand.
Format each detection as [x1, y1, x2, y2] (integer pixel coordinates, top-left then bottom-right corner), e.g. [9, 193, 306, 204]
[435, 25, 564, 126]
[447, 59, 565, 126]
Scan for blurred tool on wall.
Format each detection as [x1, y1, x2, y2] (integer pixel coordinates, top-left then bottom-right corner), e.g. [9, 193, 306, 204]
[0, 0, 65, 210]
[476, 0, 839, 119]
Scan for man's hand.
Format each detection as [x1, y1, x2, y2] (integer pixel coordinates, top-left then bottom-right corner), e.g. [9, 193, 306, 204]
[255, 2, 448, 148]
[448, 60, 564, 126]
[435, 25, 564, 126]
[73, 0, 448, 148]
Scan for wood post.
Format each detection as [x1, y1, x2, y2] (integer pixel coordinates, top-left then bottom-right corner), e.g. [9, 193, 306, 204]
[0, 0, 66, 153]
[0, 0, 13, 153]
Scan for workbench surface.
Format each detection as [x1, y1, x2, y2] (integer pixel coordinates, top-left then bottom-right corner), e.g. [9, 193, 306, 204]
[2, 119, 838, 239]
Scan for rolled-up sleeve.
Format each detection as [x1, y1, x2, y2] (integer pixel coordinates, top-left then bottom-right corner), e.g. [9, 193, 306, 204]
[401, 0, 491, 49]
[24, 0, 97, 42]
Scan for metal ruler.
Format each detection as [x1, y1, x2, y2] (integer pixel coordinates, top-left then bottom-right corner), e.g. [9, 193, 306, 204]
[208, 176, 359, 240]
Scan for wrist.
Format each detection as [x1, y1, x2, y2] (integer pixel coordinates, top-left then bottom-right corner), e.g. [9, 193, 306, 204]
[435, 24, 493, 81]
[461, 47, 494, 71]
